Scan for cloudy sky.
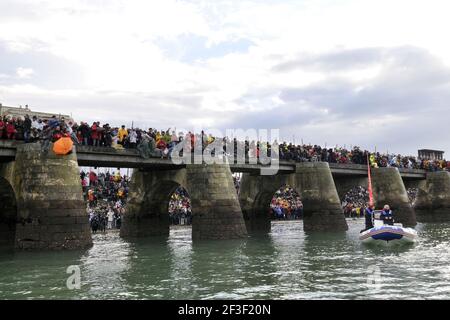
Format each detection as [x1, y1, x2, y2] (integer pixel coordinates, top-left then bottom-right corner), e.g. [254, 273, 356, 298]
[0, 0, 449, 156]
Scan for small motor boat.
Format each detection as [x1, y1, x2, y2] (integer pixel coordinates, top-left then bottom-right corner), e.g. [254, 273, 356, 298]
[360, 158, 418, 245]
[359, 218, 418, 245]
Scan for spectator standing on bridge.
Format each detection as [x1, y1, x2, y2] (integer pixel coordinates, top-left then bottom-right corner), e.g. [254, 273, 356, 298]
[118, 125, 128, 145]
[23, 114, 32, 143]
[48, 115, 59, 129]
[40, 126, 53, 154]
[0, 117, 5, 139]
[129, 129, 137, 149]
[78, 122, 90, 146]
[6, 120, 16, 139]
[91, 122, 100, 147]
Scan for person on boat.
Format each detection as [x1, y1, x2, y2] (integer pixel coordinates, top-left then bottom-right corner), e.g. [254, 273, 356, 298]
[380, 205, 394, 225]
[361, 204, 375, 232]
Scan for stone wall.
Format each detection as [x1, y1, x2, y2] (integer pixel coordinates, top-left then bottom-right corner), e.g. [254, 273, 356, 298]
[186, 164, 247, 240]
[415, 171, 450, 222]
[12, 143, 92, 250]
[294, 162, 348, 232]
[371, 167, 416, 227]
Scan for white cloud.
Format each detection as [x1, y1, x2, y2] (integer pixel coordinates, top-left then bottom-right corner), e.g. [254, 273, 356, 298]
[16, 67, 34, 79]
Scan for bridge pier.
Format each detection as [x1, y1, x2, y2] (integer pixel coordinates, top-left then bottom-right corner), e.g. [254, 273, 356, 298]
[294, 162, 348, 232]
[186, 164, 247, 240]
[414, 171, 450, 222]
[3, 143, 92, 250]
[371, 167, 416, 227]
[0, 163, 17, 247]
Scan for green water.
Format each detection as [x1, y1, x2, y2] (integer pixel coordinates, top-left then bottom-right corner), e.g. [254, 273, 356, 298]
[1, 219, 450, 300]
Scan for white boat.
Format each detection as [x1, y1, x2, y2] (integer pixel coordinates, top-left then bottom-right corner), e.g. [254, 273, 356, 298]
[359, 159, 418, 245]
[359, 219, 418, 245]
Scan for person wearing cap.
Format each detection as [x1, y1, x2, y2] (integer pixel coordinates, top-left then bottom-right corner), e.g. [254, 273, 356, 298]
[380, 204, 394, 225]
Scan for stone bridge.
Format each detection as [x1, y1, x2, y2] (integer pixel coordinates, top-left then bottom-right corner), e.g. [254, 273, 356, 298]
[0, 140, 449, 250]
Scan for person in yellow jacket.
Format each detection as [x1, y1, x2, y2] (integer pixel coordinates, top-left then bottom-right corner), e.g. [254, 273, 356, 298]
[114, 171, 121, 182]
[207, 134, 215, 145]
[155, 131, 162, 144]
[369, 154, 378, 168]
[118, 125, 128, 144]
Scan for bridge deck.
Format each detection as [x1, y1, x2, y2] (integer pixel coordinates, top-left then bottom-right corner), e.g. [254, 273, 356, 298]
[0, 141, 426, 179]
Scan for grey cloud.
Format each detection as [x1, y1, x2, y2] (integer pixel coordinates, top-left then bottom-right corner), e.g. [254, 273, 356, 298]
[277, 46, 450, 117]
[273, 47, 385, 72]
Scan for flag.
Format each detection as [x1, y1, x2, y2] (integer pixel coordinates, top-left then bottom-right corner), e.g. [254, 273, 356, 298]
[367, 154, 374, 207]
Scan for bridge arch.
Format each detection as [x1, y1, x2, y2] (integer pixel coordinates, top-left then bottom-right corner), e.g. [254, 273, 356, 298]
[239, 173, 298, 233]
[142, 181, 191, 232]
[120, 169, 188, 238]
[0, 176, 17, 247]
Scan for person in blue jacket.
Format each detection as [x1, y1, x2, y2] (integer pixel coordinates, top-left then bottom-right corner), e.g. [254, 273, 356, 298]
[380, 204, 394, 225]
[360, 204, 375, 233]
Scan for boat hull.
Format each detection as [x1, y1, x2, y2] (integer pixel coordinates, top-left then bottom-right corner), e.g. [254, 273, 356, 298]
[360, 225, 417, 244]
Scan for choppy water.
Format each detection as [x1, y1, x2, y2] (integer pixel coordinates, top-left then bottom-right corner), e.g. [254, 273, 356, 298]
[1, 219, 450, 300]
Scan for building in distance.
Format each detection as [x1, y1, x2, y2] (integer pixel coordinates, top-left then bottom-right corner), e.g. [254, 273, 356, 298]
[418, 149, 445, 161]
[0, 103, 73, 122]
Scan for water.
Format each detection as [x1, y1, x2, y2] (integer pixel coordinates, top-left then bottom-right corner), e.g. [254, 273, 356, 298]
[1, 219, 450, 300]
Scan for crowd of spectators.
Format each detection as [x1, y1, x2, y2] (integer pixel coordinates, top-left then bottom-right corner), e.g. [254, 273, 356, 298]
[270, 186, 304, 220]
[1, 113, 448, 172]
[278, 143, 449, 172]
[168, 187, 192, 226]
[81, 170, 129, 206]
[81, 169, 194, 228]
[342, 186, 369, 218]
[341, 185, 419, 218]
[81, 169, 128, 233]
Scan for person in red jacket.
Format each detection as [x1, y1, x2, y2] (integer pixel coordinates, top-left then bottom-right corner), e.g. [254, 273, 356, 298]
[157, 138, 167, 150]
[91, 122, 99, 146]
[0, 118, 5, 138]
[6, 121, 16, 139]
[52, 126, 63, 141]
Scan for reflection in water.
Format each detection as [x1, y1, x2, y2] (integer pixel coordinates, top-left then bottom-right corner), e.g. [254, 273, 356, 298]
[1, 220, 450, 299]
[269, 221, 306, 297]
[78, 232, 133, 299]
[167, 227, 194, 299]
